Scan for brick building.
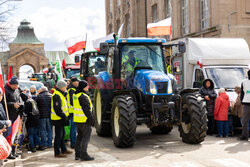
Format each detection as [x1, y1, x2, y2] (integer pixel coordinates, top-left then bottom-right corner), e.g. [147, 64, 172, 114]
[106, 0, 250, 47]
[105, 0, 171, 37]
[172, 0, 250, 46]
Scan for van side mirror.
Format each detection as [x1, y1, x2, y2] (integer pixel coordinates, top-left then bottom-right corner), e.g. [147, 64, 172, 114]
[75, 55, 80, 63]
[178, 42, 186, 53]
[193, 81, 201, 88]
[100, 42, 109, 55]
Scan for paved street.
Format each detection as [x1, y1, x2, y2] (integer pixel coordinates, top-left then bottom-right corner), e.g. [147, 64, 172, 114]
[4, 125, 250, 167]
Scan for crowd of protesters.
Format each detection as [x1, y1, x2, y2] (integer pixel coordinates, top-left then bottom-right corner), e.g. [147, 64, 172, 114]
[200, 70, 250, 140]
[0, 76, 94, 165]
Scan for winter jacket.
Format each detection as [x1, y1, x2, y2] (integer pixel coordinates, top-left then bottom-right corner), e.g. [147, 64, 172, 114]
[232, 94, 243, 118]
[36, 91, 52, 119]
[51, 89, 69, 127]
[0, 103, 9, 129]
[214, 92, 230, 121]
[75, 89, 94, 126]
[3, 84, 22, 121]
[199, 79, 217, 116]
[24, 97, 40, 128]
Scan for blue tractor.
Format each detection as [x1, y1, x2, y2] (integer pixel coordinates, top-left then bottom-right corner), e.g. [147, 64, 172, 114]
[93, 36, 207, 147]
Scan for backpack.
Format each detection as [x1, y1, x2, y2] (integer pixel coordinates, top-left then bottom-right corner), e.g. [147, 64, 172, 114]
[28, 99, 39, 116]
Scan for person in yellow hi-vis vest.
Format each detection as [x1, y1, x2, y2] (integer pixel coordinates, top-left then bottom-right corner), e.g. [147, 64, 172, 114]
[51, 80, 72, 158]
[73, 80, 95, 161]
[66, 77, 79, 149]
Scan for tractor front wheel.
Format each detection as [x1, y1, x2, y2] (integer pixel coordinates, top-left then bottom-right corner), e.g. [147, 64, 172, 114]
[179, 93, 207, 144]
[111, 95, 137, 148]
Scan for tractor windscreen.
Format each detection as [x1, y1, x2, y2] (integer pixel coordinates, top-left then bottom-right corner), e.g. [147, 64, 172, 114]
[121, 44, 165, 78]
[205, 67, 248, 89]
[89, 55, 106, 75]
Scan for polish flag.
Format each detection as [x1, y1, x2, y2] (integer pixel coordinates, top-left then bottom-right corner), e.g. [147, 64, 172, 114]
[65, 36, 86, 55]
[93, 33, 113, 51]
[147, 17, 171, 36]
[0, 62, 5, 94]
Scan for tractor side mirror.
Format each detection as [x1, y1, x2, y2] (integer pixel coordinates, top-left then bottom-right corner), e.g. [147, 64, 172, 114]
[100, 42, 109, 55]
[75, 55, 80, 63]
[178, 42, 186, 53]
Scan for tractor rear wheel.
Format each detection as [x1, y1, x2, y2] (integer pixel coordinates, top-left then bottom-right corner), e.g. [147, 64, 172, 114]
[111, 95, 137, 148]
[150, 125, 173, 134]
[94, 89, 112, 136]
[179, 93, 207, 144]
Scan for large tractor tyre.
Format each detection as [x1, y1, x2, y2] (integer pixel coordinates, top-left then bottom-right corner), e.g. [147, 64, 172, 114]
[111, 95, 137, 148]
[150, 125, 173, 134]
[94, 89, 112, 137]
[179, 93, 207, 144]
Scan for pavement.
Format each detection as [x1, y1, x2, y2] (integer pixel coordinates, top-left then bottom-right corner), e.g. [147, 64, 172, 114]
[3, 125, 250, 167]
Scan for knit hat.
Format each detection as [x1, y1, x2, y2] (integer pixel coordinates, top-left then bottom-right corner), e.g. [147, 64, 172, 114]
[40, 86, 48, 92]
[218, 88, 225, 93]
[71, 77, 79, 83]
[78, 80, 88, 90]
[30, 85, 36, 89]
[57, 80, 67, 89]
[9, 76, 18, 85]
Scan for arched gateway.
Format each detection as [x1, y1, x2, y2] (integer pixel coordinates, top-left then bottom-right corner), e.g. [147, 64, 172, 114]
[0, 19, 48, 79]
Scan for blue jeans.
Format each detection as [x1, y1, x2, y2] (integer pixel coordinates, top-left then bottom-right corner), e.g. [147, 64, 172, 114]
[39, 118, 52, 147]
[217, 121, 229, 137]
[28, 127, 42, 149]
[70, 117, 76, 147]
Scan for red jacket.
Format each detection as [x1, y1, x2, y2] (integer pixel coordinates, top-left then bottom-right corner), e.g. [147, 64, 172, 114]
[214, 92, 230, 121]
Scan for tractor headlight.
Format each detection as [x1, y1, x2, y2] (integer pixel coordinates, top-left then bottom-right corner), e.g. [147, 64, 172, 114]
[168, 81, 173, 94]
[150, 80, 157, 94]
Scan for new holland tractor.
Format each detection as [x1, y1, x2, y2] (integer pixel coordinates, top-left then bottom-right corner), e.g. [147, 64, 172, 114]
[93, 36, 207, 147]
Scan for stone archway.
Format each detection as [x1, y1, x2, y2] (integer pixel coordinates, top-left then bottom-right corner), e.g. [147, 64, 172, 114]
[19, 64, 35, 80]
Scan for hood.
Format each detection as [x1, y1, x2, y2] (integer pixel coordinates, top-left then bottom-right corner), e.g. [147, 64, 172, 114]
[202, 78, 215, 89]
[134, 69, 172, 95]
[219, 92, 229, 100]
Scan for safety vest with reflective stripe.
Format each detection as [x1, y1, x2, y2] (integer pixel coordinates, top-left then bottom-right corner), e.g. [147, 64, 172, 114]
[67, 88, 76, 114]
[122, 55, 141, 72]
[166, 65, 172, 74]
[73, 92, 93, 123]
[51, 90, 69, 120]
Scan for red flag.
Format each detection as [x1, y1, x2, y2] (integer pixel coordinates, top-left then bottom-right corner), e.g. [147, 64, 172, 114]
[0, 63, 5, 94]
[62, 59, 66, 69]
[65, 36, 86, 55]
[8, 66, 13, 82]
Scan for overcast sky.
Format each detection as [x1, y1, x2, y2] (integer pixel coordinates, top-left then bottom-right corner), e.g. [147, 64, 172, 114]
[9, 0, 106, 52]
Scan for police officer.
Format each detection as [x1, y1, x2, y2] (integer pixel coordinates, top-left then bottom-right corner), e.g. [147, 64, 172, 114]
[66, 77, 79, 148]
[239, 69, 250, 141]
[51, 80, 72, 158]
[74, 80, 94, 161]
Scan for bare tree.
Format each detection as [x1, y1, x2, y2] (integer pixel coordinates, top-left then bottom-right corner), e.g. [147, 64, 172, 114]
[0, 0, 21, 51]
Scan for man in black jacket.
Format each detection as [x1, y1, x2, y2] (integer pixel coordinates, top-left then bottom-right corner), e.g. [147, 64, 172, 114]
[199, 79, 217, 135]
[51, 80, 72, 158]
[3, 76, 22, 159]
[36, 86, 52, 148]
[67, 77, 79, 149]
[74, 80, 94, 161]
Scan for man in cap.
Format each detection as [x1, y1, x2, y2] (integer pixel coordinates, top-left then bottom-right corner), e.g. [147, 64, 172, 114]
[66, 77, 79, 149]
[51, 80, 72, 158]
[73, 80, 94, 161]
[3, 76, 22, 159]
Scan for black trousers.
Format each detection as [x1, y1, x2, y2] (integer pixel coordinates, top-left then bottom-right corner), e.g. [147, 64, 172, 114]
[242, 105, 250, 138]
[75, 123, 92, 158]
[207, 116, 215, 135]
[54, 125, 67, 155]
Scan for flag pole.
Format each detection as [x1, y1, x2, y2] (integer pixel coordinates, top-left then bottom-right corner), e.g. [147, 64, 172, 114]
[3, 92, 9, 120]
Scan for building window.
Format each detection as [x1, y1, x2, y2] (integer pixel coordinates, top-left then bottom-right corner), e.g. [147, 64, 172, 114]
[109, 0, 113, 18]
[117, 0, 120, 13]
[125, 15, 130, 37]
[125, 0, 130, 7]
[165, 0, 172, 18]
[200, 0, 210, 30]
[152, 4, 158, 23]
[181, 0, 189, 35]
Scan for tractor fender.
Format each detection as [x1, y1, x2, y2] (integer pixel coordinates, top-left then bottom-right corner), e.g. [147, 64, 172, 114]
[179, 88, 200, 96]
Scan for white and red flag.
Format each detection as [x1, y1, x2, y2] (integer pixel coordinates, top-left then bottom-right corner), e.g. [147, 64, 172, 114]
[65, 36, 86, 55]
[147, 17, 171, 36]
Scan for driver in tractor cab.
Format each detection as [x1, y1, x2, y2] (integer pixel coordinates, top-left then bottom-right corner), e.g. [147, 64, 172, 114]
[166, 56, 172, 74]
[95, 58, 105, 74]
[122, 50, 141, 73]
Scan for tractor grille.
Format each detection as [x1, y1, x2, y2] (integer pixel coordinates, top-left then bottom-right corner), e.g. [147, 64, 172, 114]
[155, 82, 168, 94]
